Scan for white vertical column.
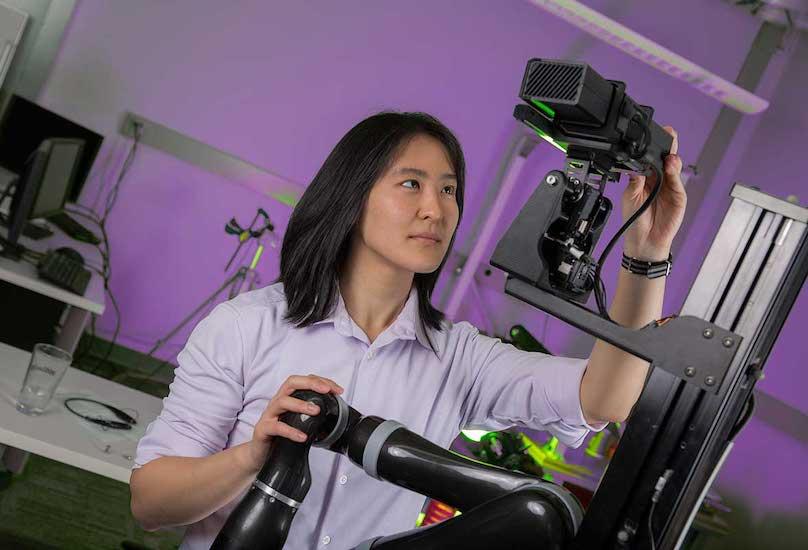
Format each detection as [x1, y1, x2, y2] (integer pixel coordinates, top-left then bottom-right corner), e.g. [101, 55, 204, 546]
[445, 135, 536, 320]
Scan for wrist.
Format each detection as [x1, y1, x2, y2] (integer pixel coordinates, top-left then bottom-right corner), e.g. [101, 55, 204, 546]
[235, 441, 262, 476]
[621, 251, 672, 279]
[622, 243, 671, 262]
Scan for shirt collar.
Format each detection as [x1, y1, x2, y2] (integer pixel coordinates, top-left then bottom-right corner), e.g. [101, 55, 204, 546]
[313, 286, 435, 351]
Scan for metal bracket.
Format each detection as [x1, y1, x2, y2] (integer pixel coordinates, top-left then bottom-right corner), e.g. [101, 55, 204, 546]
[503, 277, 742, 393]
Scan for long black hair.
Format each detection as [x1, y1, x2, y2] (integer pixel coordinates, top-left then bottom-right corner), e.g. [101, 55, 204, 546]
[277, 111, 466, 340]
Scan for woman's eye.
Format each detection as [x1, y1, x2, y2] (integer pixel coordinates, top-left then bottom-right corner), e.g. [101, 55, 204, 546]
[443, 185, 457, 196]
[402, 179, 420, 189]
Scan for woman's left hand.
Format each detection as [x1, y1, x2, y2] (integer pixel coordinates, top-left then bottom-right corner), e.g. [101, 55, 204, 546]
[621, 126, 687, 260]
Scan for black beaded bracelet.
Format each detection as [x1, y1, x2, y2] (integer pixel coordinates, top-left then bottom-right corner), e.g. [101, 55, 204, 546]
[621, 252, 673, 279]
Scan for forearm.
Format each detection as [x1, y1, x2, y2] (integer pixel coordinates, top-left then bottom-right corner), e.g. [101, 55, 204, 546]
[582, 267, 666, 422]
[130, 442, 258, 531]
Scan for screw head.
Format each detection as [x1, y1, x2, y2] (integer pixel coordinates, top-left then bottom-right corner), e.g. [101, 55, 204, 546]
[617, 530, 629, 543]
[685, 367, 696, 377]
[705, 376, 716, 386]
[703, 328, 714, 339]
[546, 175, 558, 186]
[722, 337, 734, 348]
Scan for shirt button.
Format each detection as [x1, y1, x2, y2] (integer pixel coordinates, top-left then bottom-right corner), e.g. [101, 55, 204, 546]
[366, 351, 374, 359]
[322, 535, 331, 545]
[339, 474, 348, 485]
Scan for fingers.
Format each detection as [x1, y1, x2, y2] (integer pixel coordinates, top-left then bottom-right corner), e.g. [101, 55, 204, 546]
[664, 154, 686, 197]
[663, 125, 679, 156]
[272, 394, 321, 417]
[280, 374, 344, 396]
[665, 153, 683, 177]
[257, 416, 309, 442]
[259, 394, 323, 443]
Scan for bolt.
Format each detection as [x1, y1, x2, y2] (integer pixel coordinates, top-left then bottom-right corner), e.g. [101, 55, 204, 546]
[617, 530, 630, 543]
[454, 266, 462, 275]
[703, 328, 714, 339]
[685, 367, 696, 377]
[705, 376, 716, 386]
[722, 337, 734, 348]
[546, 175, 558, 186]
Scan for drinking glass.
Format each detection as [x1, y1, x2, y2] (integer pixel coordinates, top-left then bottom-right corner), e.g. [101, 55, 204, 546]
[16, 343, 72, 415]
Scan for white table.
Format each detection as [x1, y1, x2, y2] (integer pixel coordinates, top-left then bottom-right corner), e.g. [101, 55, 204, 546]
[0, 341, 163, 484]
[0, 213, 106, 353]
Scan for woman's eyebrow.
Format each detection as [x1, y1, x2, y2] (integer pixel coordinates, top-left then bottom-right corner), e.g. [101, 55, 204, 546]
[394, 167, 457, 181]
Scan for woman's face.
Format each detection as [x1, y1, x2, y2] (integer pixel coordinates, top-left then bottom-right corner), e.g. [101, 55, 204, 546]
[353, 134, 460, 276]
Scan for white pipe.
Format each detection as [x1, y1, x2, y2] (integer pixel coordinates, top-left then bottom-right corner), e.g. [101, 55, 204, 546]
[528, 0, 769, 114]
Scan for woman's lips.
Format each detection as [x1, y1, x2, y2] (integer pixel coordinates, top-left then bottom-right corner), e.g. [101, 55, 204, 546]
[410, 236, 440, 244]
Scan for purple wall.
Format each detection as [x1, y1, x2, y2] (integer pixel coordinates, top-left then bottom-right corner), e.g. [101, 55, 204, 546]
[35, 0, 805, 532]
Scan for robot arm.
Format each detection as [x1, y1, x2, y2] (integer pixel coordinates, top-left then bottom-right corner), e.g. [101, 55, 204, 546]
[212, 390, 583, 550]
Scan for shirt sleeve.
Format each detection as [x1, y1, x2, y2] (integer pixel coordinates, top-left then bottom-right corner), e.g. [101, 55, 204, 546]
[133, 302, 246, 469]
[457, 323, 607, 448]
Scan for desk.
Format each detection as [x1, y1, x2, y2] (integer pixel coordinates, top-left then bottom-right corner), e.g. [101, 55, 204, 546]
[0, 216, 105, 353]
[0, 341, 162, 484]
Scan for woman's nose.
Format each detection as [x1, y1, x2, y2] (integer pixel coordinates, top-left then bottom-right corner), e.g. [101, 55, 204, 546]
[418, 187, 444, 221]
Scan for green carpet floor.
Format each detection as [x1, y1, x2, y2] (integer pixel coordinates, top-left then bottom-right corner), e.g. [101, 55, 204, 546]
[0, 451, 182, 549]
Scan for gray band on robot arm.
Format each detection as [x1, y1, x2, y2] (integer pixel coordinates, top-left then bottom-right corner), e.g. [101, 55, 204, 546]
[520, 481, 584, 535]
[253, 479, 302, 509]
[314, 393, 350, 449]
[362, 420, 405, 480]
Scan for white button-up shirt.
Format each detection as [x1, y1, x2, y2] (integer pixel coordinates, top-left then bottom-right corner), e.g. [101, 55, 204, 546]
[134, 282, 605, 549]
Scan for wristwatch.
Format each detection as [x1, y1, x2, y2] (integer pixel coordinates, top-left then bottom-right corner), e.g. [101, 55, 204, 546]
[621, 252, 673, 279]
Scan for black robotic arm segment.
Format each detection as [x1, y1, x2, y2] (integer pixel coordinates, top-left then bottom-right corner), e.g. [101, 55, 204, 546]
[213, 390, 583, 549]
[346, 418, 583, 535]
[212, 390, 349, 550]
[358, 487, 574, 550]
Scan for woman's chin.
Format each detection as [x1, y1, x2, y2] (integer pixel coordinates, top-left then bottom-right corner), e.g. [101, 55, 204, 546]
[409, 259, 444, 275]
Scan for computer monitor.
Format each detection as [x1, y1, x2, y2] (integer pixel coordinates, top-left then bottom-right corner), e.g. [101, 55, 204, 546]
[0, 138, 83, 259]
[31, 139, 84, 218]
[0, 94, 102, 203]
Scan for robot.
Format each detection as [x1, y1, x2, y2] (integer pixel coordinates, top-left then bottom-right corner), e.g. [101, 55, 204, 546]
[212, 390, 582, 549]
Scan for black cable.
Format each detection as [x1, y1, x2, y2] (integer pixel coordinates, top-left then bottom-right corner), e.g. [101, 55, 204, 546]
[63, 397, 138, 430]
[648, 499, 657, 550]
[67, 130, 137, 372]
[63, 125, 138, 371]
[85, 127, 142, 369]
[647, 468, 673, 550]
[593, 162, 664, 321]
[728, 392, 756, 440]
[64, 206, 115, 370]
[63, 213, 111, 370]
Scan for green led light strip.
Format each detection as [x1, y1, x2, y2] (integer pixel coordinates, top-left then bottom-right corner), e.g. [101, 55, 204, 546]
[530, 99, 556, 119]
[524, 121, 568, 153]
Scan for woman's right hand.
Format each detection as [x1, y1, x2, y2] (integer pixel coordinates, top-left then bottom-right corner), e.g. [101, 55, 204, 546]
[241, 374, 344, 474]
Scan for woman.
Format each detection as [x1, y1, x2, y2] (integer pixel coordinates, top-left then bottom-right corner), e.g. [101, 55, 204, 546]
[130, 111, 685, 549]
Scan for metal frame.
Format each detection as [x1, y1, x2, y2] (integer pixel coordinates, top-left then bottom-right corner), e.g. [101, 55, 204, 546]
[561, 184, 807, 549]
